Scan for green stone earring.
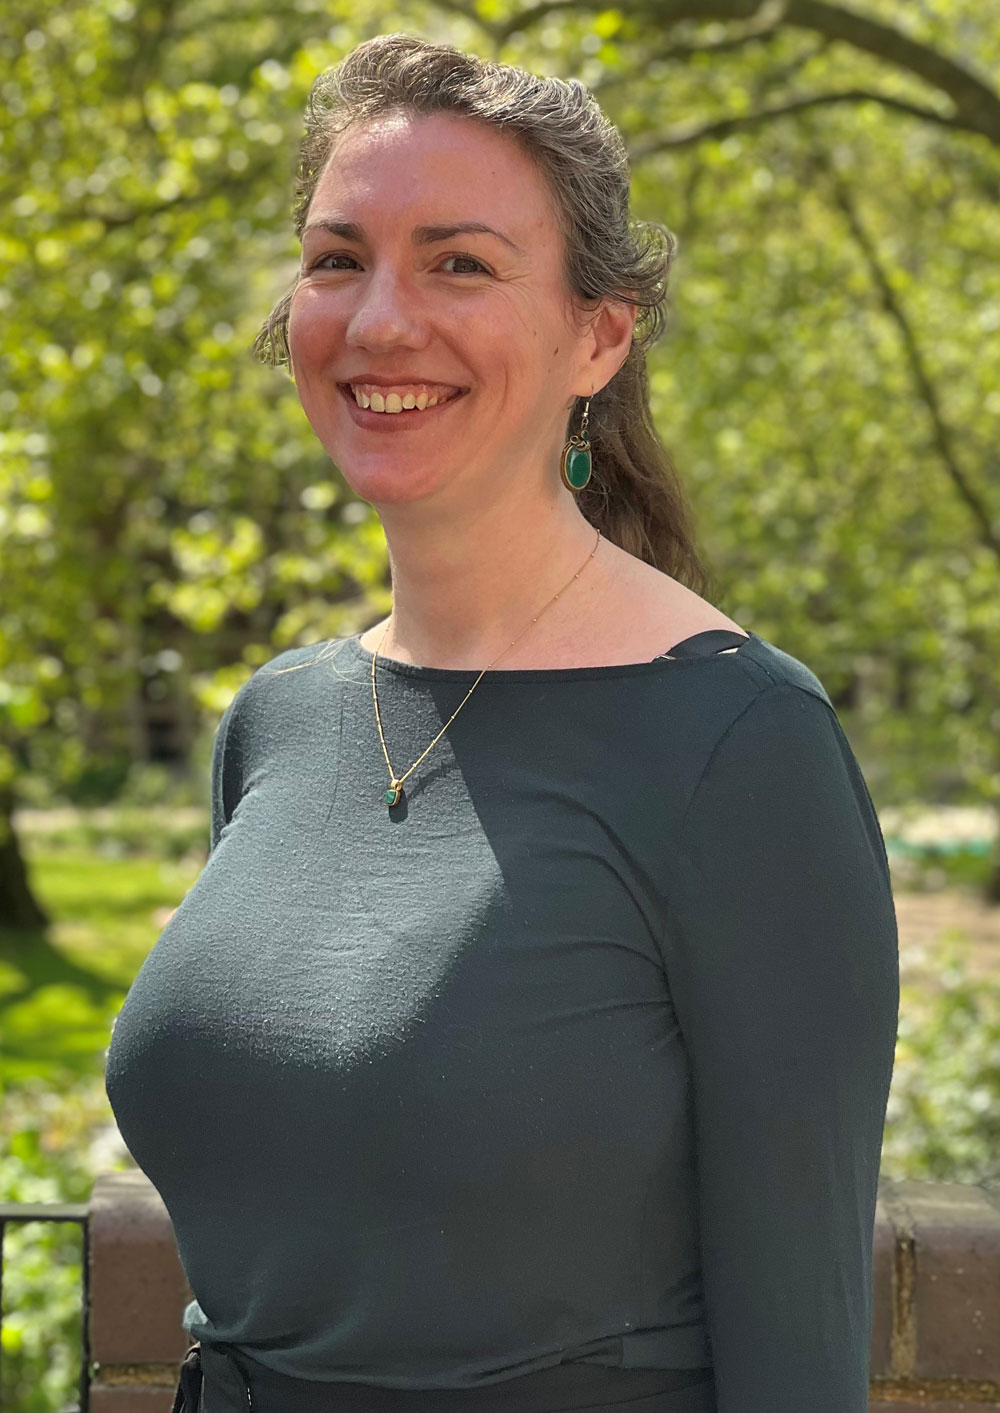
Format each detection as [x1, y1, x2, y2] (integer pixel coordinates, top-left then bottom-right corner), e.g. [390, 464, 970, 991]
[560, 397, 592, 492]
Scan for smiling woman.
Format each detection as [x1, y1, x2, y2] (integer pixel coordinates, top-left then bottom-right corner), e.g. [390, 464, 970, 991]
[103, 32, 898, 1413]
[250, 37, 707, 646]
[288, 106, 632, 522]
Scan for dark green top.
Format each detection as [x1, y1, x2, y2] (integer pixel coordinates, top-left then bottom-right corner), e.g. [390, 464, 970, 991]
[104, 627, 899, 1410]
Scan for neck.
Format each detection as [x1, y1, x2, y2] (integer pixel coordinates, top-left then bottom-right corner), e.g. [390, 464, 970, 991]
[372, 486, 610, 670]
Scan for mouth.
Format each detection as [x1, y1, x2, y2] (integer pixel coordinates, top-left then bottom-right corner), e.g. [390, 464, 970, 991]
[337, 383, 468, 425]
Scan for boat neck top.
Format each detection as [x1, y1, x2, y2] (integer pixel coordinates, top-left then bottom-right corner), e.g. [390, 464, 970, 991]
[104, 624, 899, 1411]
[344, 626, 752, 680]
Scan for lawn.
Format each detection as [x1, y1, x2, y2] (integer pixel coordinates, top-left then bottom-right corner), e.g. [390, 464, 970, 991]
[2, 848, 202, 1084]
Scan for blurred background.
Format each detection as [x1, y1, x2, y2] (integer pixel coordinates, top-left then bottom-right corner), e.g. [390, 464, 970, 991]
[1, 0, 999, 1407]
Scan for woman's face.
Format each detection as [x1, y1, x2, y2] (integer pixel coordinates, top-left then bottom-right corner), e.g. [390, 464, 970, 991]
[288, 110, 618, 510]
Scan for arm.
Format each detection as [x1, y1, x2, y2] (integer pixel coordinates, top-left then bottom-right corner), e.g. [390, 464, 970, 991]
[661, 684, 899, 1412]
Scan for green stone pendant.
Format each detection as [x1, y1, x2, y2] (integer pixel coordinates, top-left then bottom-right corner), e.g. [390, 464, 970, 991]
[384, 781, 404, 808]
[560, 440, 592, 491]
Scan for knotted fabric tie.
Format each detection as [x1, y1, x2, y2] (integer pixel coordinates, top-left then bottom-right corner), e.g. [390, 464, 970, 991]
[171, 1342, 203, 1413]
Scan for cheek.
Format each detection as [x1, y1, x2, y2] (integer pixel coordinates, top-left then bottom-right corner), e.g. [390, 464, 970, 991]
[288, 288, 341, 369]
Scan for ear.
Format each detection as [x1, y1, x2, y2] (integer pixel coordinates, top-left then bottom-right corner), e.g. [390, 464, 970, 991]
[578, 296, 638, 394]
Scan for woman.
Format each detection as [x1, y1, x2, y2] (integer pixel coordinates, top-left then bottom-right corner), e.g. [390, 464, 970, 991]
[105, 33, 899, 1413]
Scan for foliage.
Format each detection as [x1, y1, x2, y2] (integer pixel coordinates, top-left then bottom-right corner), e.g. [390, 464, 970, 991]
[0, 1076, 133, 1413]
[890, 841, 996, 893]
[882, 936, 1000, 1184]
[0, 0, 392, 822]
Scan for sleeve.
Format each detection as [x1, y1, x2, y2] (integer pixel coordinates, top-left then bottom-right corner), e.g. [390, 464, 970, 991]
[661, 683, 899, 1413]
[209, 697, 239, 854]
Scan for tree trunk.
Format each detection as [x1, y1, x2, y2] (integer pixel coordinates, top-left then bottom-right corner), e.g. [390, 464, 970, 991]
[0, 786, 50, 931]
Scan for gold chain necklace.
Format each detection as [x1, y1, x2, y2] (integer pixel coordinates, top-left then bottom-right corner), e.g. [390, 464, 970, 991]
[371, 527, 602, 808]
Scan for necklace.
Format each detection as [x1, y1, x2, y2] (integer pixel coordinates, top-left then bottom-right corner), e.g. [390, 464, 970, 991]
[371, 527, 602, 808]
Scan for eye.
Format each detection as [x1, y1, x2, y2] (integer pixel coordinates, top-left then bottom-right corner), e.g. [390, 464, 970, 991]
[307, 252, 490, 275]
[310, 253, 359, 271]
[441, 254, 489, 275]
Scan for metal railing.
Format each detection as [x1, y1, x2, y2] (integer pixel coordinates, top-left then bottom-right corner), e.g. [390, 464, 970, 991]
[0, 1203, 89, 1413]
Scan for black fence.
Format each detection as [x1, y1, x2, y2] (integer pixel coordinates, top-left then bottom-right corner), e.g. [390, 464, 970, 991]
[0, 1203, 89, 1413]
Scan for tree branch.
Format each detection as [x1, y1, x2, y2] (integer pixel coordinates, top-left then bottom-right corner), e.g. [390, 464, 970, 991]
[590, 23, 796, 97]
[816, 148, 1000, 561]
[628, 89, 962, 159]
[496, 0, 1000, 147]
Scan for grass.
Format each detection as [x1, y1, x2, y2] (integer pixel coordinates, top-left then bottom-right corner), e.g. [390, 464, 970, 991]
[1, 841, 205, 1086]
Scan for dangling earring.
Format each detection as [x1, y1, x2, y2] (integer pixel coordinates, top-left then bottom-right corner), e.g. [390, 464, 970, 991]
[560, 396, 592, 492]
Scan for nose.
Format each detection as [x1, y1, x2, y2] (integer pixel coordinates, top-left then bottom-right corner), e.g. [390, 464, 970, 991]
[345, 266, 429, 352]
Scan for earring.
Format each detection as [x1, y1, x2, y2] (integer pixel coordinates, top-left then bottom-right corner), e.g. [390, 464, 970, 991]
[560, 397, 592, 492]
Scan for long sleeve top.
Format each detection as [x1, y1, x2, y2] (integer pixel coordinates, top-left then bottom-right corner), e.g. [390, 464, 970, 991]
[104, 627, 899, 1410]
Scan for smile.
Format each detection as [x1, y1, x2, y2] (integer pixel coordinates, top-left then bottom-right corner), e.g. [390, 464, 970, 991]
[337, 383, 468, 424]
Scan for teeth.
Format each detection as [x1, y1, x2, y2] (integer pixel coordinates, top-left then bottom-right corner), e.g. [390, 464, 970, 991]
[348, 384, 458, 413]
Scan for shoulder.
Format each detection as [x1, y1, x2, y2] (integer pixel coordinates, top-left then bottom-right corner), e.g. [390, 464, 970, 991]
[255, 639, 345, 680]
[587, 551, 750, 663]
[649, 633, 839, 827]
[734, 634, 833, 711]
[217, 638, 347, 726]
[686, 637, 838, 797]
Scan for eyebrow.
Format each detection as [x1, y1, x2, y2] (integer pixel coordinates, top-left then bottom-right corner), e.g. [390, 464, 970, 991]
[301, 218, 525, 256]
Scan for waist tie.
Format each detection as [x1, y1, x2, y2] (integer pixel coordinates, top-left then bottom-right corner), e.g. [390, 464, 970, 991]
[172, 1342, 253, 1413]
[183, 1341, 716, 1413]
[170, 1343, 206, 1412]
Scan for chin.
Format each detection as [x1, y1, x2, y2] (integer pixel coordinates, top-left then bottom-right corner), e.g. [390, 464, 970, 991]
[336, 459, 452, 506]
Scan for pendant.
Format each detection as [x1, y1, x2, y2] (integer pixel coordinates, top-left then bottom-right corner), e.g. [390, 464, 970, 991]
[384, 780, 404, 808]
[560, 437, 592, 491]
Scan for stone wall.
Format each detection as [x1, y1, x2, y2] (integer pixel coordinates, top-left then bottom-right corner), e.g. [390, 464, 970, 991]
[87, 1170, 1000, 1410]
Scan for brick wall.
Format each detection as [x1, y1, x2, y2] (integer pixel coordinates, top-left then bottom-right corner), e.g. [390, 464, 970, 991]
[87, 1170, 1000, 1410]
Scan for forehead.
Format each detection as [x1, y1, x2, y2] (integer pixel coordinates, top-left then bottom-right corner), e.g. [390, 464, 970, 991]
[309, 111, 560, 244]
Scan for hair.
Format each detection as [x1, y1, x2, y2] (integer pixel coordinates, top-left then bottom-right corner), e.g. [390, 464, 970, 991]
[253, 33, 712, 596]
